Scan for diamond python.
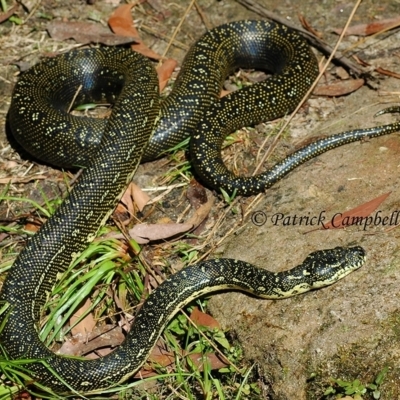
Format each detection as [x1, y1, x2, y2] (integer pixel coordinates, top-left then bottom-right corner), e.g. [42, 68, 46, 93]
[1, 20, 400, 394]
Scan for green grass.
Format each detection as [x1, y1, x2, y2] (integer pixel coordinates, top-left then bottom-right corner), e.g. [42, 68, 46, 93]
[321, 367, 389, 400]
[0, 182, 263, 399]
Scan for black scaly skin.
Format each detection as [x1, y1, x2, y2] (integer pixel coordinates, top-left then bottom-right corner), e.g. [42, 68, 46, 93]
[191, 107, 400, 194]
[10, 20, 318, 170]
[1, 20, 396, 393]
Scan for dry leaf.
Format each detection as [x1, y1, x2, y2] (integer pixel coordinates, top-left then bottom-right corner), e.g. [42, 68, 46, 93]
[313, 78, 364, 97]
[108, 4, 163, 60]
[58, 325, 124, 357]
[130, 183, 150, 212]
[108, 4, 177, 88]
[135, 342, 176, 378]
[127, 195, 214, 243]
[108, 4, 142, 38]
[188, 352, 228, 371]
[114, 183, 150, 223]
[354, 56, 400, 79]
[129, 222, 193, 244]
[374, 66, 400, 80]
[47, 20, 138, 46]
[186, 195, 214, 227]
[321, 192, 391, 230]
[190, 307, 220, 330]
[333, 16, 400, 36]
[157, 58, 178, 91]
[298, 14, 323, 38]
[135, 344, 228, 377]
[116, 185, 135, 222]
[0, 233, 9, 242]
[70, 298, 96, 337]
[0, 4, 19, 23]
[220, 89, 231, 97]
[24, 222, 40, 233]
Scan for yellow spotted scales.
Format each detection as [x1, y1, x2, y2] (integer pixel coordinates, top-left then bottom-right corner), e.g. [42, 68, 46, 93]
[1, 20, 400, 393]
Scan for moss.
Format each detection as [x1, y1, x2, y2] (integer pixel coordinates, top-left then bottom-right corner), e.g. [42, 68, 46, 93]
[305, 312, 400, 399]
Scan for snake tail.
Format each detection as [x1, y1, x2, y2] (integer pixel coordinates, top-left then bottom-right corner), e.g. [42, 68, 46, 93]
[192, 102, 400, 195]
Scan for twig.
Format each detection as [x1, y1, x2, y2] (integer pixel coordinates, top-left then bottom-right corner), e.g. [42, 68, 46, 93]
[67, 85, 82, 113]
[160, 0, 196, 60]
[194, 0, 211, 30]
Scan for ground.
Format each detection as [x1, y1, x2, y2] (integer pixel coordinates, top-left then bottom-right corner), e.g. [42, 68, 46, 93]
[1, 0, 400, 399]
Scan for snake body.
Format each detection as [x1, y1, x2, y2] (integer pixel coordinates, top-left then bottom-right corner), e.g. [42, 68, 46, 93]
[10, 21, 319, 173]
[1, 20, 399, 393]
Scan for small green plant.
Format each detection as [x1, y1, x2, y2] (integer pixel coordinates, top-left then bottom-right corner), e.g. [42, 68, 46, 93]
[171, 241, 199, 264]
[165, 137, 190, 155]
[0, 181, 62, 219]
[162, 159, 192, 185]
[323, 367, 389, 399]
[0, 0, 22, 24]
[0, 164, 262, 399]
[221, 134, 238, 148]
[220, 187, 237, 205]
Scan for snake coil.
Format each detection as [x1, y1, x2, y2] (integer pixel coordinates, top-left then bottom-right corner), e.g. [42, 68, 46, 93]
[1, 20, 399, 394]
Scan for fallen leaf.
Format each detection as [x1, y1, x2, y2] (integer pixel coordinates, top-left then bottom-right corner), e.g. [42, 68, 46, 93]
[47, 20, 138, 46]
[114, 183, 150, 223]
[157, 58, 178, 91]
[354, 56, 400, 80]
[129, 222, 193, 244]
[186, 195, 214, 227]
[156, 216, 173, 224]
[128, 195, 214, 243]
[334, 66, 350, 80]
[130, 183, 150, 212]
[110, 195, 214, 244]
[115, 186, 135, 223]
[12, 389, 31, 400]
[374, 66, 400, 80]
[188, 352, 228, 371]
[24, 222, 40, 233]
[321, 192, 391, 230]
[108, 4, 162, 60]
[298, 14, 323, 38]
[190, 307, 220, 330]
[135, 343, 228, 377]
[58, 325, 124, 357]
[108, 4, 142, 38]
[0, 4, 19, 23]
[148, 345, 175, 368]
[333, 16, 400, 36]
[109, 4, 178, 89]
[70, 298, 96, 337]
[135, 342, 177, 378]
[0, 233, 9, 242]
[313, 78, 364, 97]
[220, 89, 231, 97]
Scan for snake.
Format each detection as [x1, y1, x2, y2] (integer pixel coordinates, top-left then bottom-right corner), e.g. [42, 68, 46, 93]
[1, 19, 400, 394]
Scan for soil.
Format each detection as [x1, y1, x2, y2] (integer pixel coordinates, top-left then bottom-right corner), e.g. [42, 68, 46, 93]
[1, 0, 400, 399]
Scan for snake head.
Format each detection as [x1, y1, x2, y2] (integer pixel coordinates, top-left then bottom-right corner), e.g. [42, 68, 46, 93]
[305, 245, 366, 289]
